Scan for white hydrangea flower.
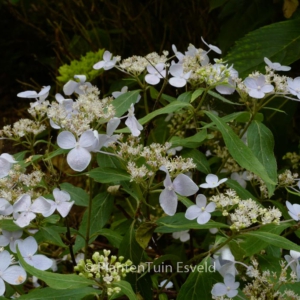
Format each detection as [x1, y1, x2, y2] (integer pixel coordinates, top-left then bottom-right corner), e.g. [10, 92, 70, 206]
[172, 230, 190, 242]
[0, 250, 27, 296]
[172, 44, 184, 62]
[264, 57, 291, 71]
[159, 166, 199, 216]
[285, 250, 300, 280]
[211, 274, 239, 298]
[125, 104, 143, 137]
[168, 63, 191, 88]
[17, 236, 53, 270]
[57, 130, 96, 171]
[199, 174, 227, 189]
[17, 85, 50, 107]
[63, 75, 92, 96]
[39, 188, 74, 218]
[185, 194, 216, 224]
[201, 36, 222, 55]
[0, 153, 17, 178]
[93, 50, 118, 70]
[13, 194, 51, 228]
[0, 230, 23, 253]
[145, 63, 166, 85]
[97, 118, 121, 149]
[287, 77, 300, 100]
[286, 200, 300, 221]
[244, 75, 274, 99]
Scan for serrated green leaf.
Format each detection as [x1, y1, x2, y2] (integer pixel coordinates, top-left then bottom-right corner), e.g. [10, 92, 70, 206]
[205, 111, 276, 188]
[224, 18, 300, 78]
[113, 90, 141, 117]
[17, 247, 93, 289]
[247, 120, 277, 196]
[87, 167, 131, 183]
[60, 182, 89, 207]
[17, 287, 100, 300]
[136, 222, 156, 249]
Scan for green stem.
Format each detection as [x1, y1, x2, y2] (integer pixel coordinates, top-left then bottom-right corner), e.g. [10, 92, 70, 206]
[84, 175, 93, 262]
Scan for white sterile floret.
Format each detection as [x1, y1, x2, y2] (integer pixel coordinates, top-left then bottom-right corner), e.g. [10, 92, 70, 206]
[213, 245, 237, 278]
[97, 118, 121, 150]
[112, 86, 128, 98]
[13, 194, 51, 228]
[0, 198, 13, 215]
[159, 166, 199, 216]
[63, 75, 92, 96]
[93, 50, 118, 70]
[145, 63, 166, 85]
[286, 200, 300, 221]
[0, 153, 17, 178]
[0, 250, 27, 296]
[243, 75, 274, 99]
[285, 250, 300, 279]
[57, 130, 96, 171]
[287, 77, 300, 100]
[172, 230, 190, 242]
[172, 44, 184, 62]
[125, 104, 143, 137]
[159, 279, 173, 289]
[39, 188, 74, 218]
[211, 274, 240, 298]
[17, 236, 53, 270]
[0, 230, 23, 253]
[264, 57, 291, 71]
[200, 174, 227, 189]
[168, 63, 191, 88]
[201, 36, 222, 55]
[230, 171, 249, 188]
[17, 85, 50, 107]
[185, 194, 216, 224]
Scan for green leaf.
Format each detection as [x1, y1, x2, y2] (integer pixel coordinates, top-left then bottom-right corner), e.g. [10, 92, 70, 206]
[60, 182, 89, 207]
[90, 228, 122, 248]
[138, 101, 192, 125]
[97, 152, 124, 169]
[170, 130, 207, 148]
[18, 287, 100, 300]
[205, 111, 275, 188]
[34, 227, 67, 248]
[110, 280, 138, 300]
[113, 90, 142, 117]
[191, 88, 204, 103]
[43, 148, 68, 161]
[247, 120, 277, 196]
[17, 247, 93, 289]
[207, 90, 241, 105]
[181, 149, 211, 174]
[136, 222, 156, 249]
[87, 167, 131, 183]
[149, 86, 176, 103]
[177, 91, 192, 103]
[0, 219, 20, 231]
[177, 257, 217, 300]
[243, 231, 300, 252]
[241, 223, 293, 256]
[74, 192, 114, 252]
[224, 18, 300, 78]
[119, 221, 144, 266]
[155, 213, 229, 233]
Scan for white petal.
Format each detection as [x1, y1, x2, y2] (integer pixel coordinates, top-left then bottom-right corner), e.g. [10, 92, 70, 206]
[125, 116, 143, 137]
[57, 131, 76, 149]
[79, 130, 96, 148]
[196, 194, 207, 207]
[145, 74, 160, 85]
[206, 202, 216, 213]
[0, 278, 5, 296]
[53, 188, 70, 202]
[169, 77, 187, 88]
[18, 236, 38, 257]
[42, 200, 56, 217]
[30, 255, 53, 270]
[197, 211, 211, 224]
[67, 147, 91, 172]
[0, 251, 11, 272]
[74, 75, 86, 83]
[50, 119, 61, 129]
[0, 198, 13, 215]
[13, 194, 31, 213]
[159, 189, 178, 216]
[0, 235, 9, 247]
[93, 61, 105, 70]
[173, 174, 199, 196]
[107, 118, 121, 136]
[0, 158, 10, 178]
[227, 289, 238, 298]
[31, 197, 52, 214]
[185, 205, 201, 220]
[63, 80, 78, 96]
[2, 266, 27, 285]
[14, 212, 36, 228]
[211, 283, 227, 296]
[17, 90, 37, 98]
[1, 153, 17, 163]
[57, 201, 74, 217]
